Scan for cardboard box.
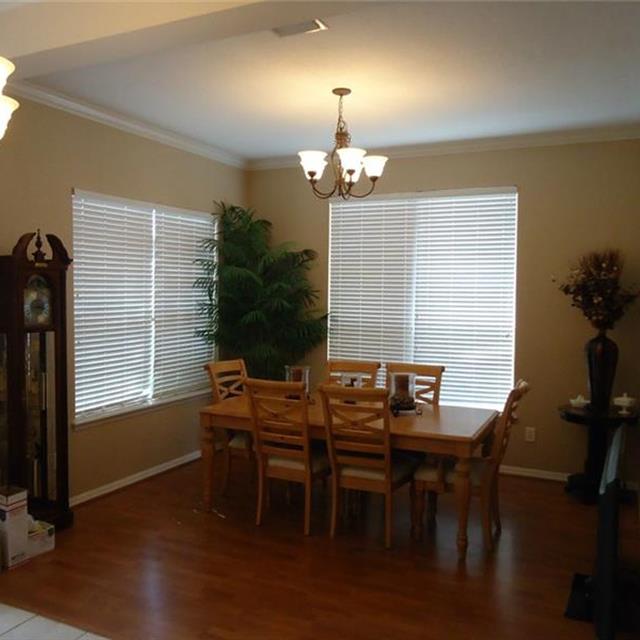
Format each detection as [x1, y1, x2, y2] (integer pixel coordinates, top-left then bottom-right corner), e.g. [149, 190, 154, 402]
[0, 486, 28, 569]
[27, 521, 55, 558]
[0, 486, 27, 508]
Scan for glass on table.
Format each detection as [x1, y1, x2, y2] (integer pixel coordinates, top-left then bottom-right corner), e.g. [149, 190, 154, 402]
[285, 365, 311, 399]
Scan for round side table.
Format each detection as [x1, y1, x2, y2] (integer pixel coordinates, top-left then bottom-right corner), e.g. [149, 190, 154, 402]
[559, 404, 638, 505]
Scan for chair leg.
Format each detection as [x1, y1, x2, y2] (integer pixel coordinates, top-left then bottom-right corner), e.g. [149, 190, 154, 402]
[492, 477, 502, 534]
[256, 466, 266, 527]
[286, 482, 293, 506]
[480, 482, 494, 552]
[411, 481, 426, 541]
[220, 447, 231, 496]
[330, 478, 340, 539]
[427, 491, 438, 531]
[384, 491, 393, 549]
[304, 480, 312, 536]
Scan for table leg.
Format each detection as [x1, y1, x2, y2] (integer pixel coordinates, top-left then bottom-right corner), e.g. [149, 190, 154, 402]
[455, 457, 472, 559]
[200, 418, 215, 512]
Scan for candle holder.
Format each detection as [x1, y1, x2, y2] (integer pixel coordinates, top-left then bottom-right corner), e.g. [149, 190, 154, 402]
[389, 372, 417, 417]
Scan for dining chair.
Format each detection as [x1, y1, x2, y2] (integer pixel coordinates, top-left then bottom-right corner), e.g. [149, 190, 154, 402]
[386, 362, 445, 406]
[204, 358, 254, 494]
[325, 359, 381, 388]
[318, 384, 420, 549]
[245, 378, 331, 535]
[410, 379, 530, 550]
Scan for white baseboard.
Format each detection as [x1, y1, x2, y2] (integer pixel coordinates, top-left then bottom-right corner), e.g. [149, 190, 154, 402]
[70, 450, 201, 507]
[69, 456, 637, 508]
[500, 465, 569, 483]
[500, 464, 639, 491]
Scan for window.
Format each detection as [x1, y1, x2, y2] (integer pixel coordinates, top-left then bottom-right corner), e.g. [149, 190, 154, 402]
[329, 188, 517, 409]
[72, 190, 215, 423]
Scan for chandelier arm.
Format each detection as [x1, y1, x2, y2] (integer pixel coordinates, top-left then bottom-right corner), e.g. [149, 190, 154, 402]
[343, 179, 378, 199]
[310, 181, 338, 199]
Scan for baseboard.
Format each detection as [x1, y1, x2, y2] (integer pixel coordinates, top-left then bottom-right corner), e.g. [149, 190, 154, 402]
[69, 456, 636, 508]
[70, 450, 202, 507]
[500, 465, 639, 491]
[500, 465, 569, 483]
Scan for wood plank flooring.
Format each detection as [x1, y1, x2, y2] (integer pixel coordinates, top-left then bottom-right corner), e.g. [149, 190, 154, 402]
[0, 459, 637, 640]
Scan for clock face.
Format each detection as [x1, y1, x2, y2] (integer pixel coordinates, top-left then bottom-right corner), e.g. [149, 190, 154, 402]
[24, 275, 52, 327]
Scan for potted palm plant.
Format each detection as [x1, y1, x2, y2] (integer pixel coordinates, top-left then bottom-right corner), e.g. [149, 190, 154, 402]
[195, 202, 327, 380]
[558, 249, 637, 413]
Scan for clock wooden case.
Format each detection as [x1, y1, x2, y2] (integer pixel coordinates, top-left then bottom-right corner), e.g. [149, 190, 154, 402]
[0, 231, 73, 529]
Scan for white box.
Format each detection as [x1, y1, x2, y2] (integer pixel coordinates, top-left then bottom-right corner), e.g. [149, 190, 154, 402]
[0, 486, 28, 569]
[27, 521, 55, 558]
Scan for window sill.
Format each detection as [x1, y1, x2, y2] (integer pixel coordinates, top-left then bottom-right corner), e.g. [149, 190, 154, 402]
[72, 390, 211, 431]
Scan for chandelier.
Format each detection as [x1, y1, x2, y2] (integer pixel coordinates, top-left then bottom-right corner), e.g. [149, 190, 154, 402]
[0, 56, 19, 141]
[298, 88, 387, 200]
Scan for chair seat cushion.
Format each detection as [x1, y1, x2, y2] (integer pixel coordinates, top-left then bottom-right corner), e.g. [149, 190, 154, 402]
[229, 432, 252, 450]
[341, 454, 419, 484]
[414, 457, 487, 487]
[267, 452, 330, 474]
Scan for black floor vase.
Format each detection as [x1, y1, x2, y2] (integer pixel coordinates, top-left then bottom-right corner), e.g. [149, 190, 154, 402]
[586, 332, 618, 413]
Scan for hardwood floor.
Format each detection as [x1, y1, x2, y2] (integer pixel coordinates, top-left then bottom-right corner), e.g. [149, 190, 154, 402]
[0, 459, 637, 639]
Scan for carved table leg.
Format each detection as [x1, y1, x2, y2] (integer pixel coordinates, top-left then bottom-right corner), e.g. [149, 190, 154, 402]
[200, 418, 216, 512]
[455, 457, 472, 559]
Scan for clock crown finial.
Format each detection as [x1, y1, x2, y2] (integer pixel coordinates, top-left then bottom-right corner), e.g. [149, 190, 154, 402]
[32, 228, 46, 262]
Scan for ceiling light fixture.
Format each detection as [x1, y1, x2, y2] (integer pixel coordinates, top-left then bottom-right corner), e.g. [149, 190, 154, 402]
[298, 88, 387, 200]
[0, 56, 19, 141]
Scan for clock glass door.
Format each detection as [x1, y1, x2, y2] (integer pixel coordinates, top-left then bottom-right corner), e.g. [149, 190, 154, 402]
[25, 332, 57, 501]
[0, 334, 7, 487]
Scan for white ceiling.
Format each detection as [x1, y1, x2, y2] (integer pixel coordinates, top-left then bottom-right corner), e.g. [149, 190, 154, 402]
[6, 1, 640, 162]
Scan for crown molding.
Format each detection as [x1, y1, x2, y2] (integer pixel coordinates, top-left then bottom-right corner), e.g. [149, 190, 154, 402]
[8, 80, 246, 169]
[247, 124, 640, 171]
[8, 79, 640, 173]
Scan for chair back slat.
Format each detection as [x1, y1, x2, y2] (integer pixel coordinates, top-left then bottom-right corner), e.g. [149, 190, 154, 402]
[319, 385, 391, 483]
[490, 379, 530, 464]
[326, 360, 381, 388]
[245, 378, 310, 471]
[204, 359, 247, 403]
[386, 362, 445, 406]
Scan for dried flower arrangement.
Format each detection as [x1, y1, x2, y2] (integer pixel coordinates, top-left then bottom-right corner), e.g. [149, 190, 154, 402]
[558, 249, 638, 332]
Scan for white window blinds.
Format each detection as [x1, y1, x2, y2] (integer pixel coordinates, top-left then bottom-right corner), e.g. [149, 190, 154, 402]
[329, 189, 517, 409]
[72, 190, 215, 423]
[154, 210, 214, 398]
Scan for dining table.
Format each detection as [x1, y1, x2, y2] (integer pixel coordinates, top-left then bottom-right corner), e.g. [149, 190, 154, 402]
[199, 393, 499, 558]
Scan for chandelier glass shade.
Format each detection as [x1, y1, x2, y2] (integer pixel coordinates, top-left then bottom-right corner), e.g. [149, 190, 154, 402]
[298, 88, 387, 200]
[0, 56, 19, 141]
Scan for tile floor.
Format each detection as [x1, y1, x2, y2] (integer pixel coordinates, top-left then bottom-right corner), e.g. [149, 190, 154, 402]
[0, 604, 108, 639]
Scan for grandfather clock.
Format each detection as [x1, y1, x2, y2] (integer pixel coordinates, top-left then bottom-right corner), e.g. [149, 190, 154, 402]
[0, 231, 73, 529]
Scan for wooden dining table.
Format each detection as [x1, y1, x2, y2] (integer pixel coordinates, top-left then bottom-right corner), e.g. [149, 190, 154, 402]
[199, 394, 498, 557]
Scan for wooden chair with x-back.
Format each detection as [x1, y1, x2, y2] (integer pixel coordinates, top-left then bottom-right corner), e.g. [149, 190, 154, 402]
[410, 379, 530, 550]
[245, 378, 331, 535]
[325, 359, 381, 388]
[203, 359, 254, 494]
[319, 384, 420, 548]
[386, 362, 445, 406]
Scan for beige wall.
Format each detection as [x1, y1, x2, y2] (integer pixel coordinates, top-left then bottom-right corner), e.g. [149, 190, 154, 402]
[247, 140, 640, 479]
[0, 99, 245, 496]
[1, 98, 638, 495]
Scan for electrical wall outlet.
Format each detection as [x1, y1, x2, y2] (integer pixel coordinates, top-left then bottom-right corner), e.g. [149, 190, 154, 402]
[525, 427, 536, 443]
